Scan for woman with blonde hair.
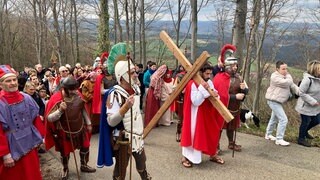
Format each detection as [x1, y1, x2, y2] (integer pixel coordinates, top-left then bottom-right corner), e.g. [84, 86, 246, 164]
[295, 60, 320, 147]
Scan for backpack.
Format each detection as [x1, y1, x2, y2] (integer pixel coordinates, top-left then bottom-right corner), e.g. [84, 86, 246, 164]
[295, 77, 312, 99]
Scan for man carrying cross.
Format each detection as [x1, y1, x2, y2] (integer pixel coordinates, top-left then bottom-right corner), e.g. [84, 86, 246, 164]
[180, 62, 225, 168]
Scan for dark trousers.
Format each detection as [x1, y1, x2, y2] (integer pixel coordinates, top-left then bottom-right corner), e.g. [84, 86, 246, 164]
[113, 148, 147, 179]
[298, 114, 320, 141]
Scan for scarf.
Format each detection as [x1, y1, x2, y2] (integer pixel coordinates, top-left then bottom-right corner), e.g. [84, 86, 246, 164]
[0, 90, 23, 104]
[150, 65, 167, 100]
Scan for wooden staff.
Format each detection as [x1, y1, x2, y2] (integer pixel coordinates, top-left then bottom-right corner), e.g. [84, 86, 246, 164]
[61, 91, 80, 180]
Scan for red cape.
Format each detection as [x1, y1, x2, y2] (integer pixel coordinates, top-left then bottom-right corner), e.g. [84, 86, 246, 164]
[213, 72, 230, 123]
[180, 80, 224, 156]
[92, 74, 104, 114]
[44, 91, 63, 150]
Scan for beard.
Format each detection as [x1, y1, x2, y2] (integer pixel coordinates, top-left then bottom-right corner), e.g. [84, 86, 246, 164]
[204, 77, 210, 82]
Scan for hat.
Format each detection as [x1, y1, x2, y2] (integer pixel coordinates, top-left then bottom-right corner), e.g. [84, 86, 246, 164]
[0, 65, 16, 82]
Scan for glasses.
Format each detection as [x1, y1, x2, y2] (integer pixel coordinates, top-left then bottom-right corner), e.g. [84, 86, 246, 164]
[61, 70, 69, 73]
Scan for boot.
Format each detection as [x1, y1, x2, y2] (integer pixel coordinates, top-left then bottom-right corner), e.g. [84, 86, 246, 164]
[61, 156, 69, 180]
[138, 169, 152, 180]
[80, 150, 96, 173]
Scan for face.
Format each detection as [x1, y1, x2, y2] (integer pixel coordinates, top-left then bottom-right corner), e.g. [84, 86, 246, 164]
[225, 64, 238, 74]
[277, 64, 287, 76]
[0, 76, 18, 92]
[30, 76, 39, 84]
[201, 69, 212, 81]
[150, 65, 157, 71]
[60, 68, 69, 77]
[39, 89, 47, 98]
[36, 65, 42, 72]
[25, 85, 36, 95]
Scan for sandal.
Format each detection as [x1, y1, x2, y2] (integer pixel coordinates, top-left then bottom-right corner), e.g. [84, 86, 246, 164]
[228, 143, 242, 152]
[176, 133, 181, 142]
[209, 155, 225, 165]
[181, 157, 193, 168]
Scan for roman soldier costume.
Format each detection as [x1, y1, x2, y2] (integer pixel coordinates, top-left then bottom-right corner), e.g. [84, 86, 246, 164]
[97, 43, 151, 180]
[45, 76, 96, 180]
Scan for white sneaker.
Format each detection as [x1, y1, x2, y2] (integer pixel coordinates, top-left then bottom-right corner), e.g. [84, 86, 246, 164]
[265, 134, 277, 141]
[275, 140, 290, 146]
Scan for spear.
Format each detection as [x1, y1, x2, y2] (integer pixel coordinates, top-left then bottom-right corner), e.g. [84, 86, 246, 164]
[126, 52, 133, 180]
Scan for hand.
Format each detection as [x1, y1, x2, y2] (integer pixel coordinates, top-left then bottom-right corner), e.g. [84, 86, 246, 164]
[201, 81, 209, 89]
[236, 93, 245, 100]
[126, 95, 135, 108]
[86, 124, 92, 133]
[59, 102, 67, 111]
[240, 83, 246, 90]
[4, 157, 15, 168]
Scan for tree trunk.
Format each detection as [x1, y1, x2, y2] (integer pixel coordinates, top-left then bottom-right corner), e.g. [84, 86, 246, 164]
[140, 0, 146, 65]
[190, 0, 197, 62]
[232, 0, 247, 68]
[72, 0, 79, 63]
[125, 0, 130, 43]
[52, 0, 62, 66]
[243, 0, 261, 84]
[98, 0, 110, 53]
[132, 0, 136, 60]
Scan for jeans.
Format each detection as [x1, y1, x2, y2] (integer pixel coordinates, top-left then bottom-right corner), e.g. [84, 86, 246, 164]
[266, 100, 288, 140]
[298, 114, 320, 141]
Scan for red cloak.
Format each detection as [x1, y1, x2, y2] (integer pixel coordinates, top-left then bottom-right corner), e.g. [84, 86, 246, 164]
[180, 80, 224, 156]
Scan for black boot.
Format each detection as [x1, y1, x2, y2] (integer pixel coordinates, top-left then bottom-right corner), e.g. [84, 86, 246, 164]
[138, 169, 152, 180]
[80, 150, 96, 173]
[61, 156, 69, 180]
[298, 139, 311, 147]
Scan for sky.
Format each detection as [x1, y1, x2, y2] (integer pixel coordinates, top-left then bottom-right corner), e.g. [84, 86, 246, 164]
[160, 0, 319, 23]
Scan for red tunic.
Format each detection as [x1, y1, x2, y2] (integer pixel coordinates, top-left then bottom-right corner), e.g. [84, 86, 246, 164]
[0, 91, 43, 180]
[180, 80, 224, 156]
[144, 87, 160, 127]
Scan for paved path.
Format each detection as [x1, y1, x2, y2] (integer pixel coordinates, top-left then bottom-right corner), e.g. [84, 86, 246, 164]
[43, 124, 320, 180]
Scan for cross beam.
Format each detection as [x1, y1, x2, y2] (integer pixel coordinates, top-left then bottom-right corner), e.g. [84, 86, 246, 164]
[159, 31, 233, 122]
[143, 51, 210, 138]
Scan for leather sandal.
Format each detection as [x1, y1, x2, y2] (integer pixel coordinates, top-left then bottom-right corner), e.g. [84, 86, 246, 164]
[209, 155, 225, 165]
[181, 157, 192, 168]
[228, 143, 242, 152]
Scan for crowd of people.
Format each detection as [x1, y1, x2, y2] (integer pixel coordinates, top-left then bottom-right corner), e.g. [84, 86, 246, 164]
[0, 42, 319, 179]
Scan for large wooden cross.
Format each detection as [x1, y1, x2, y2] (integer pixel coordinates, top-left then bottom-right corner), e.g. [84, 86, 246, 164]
[143, 31, 233, 138]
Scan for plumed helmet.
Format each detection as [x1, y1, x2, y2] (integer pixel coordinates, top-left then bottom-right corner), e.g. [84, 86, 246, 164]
[114, 60, 135, 84]
[220, 44, 238, 66]
[61, 76, 79, 90]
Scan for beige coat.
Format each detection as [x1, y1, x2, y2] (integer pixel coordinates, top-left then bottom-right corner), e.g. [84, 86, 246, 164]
[265, 71, 299, 104]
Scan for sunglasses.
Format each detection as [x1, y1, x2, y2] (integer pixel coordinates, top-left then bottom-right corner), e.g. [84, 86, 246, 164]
[61, 70, 69, 73]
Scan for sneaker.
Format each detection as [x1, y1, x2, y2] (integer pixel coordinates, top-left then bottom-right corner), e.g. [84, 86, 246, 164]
[298, 139, 311, 147]
[275, 140, 290, 146]
[306, 132, 314, 139]
[265, 134, 277, 141]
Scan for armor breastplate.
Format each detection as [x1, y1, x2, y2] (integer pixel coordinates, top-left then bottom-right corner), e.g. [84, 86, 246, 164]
[228, 75, 241, 115]
[0, 93, 43, 160]
[59, 95, 85, 133]
[111, 85, 144, 152]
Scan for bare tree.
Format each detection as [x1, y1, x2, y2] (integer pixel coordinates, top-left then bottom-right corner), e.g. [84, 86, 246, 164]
[190, 0, 197, 62]
[98, 0, 110, 53]
[232, 0, 247, 68]
[168, 0, 191, 65]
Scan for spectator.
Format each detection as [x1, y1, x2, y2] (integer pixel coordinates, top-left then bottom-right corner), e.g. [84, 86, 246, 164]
[295, 60, 320, 147]
[265, 61, 299, 146]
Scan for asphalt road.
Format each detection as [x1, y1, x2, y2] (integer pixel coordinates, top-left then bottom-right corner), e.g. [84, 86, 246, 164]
[43, 124, 320, 180]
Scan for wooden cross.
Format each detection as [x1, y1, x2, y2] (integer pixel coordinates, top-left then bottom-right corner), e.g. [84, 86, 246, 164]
[143, 31, 233, 138]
